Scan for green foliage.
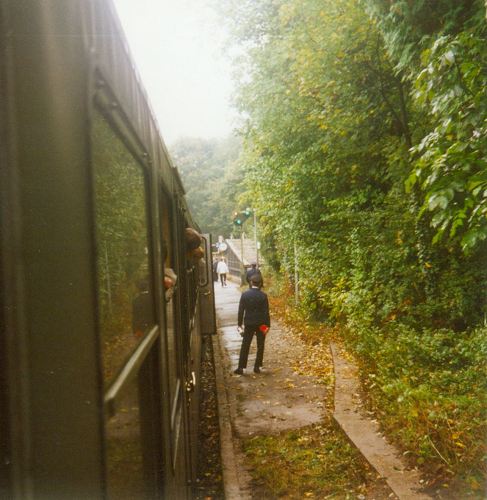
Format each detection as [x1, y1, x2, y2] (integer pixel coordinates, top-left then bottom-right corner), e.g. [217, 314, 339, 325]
[363, 0, 482, 71]
[365, 0, 487, 250]
[408, 26, 487, 250]
[219, 0, 487, 483]
[351, 324, 487, 477]
[170, 136, 244, 239]
[243, 421, 379, 498]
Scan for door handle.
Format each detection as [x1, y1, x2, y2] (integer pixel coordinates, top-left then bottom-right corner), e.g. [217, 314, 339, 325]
[186, 371, 196, 393]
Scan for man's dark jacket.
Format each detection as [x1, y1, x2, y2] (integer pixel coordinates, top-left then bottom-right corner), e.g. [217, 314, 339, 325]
[238, 287, 270, 327]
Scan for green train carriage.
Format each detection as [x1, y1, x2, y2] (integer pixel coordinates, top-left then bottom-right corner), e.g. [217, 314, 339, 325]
[0, 0, 217, 497]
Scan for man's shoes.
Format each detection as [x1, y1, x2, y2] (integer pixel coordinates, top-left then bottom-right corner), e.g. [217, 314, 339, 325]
[233, 368, 243, 375]
[253, 367, 260, 374]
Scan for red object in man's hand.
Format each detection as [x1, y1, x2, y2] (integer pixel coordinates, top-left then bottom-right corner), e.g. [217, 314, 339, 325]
[259, 324, 269, 334]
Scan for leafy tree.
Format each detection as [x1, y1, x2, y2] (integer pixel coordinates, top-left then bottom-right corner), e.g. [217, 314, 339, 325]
[219, 0, 487, 481]
[169, 135, 244, 240]
[366, 0, 487, 250]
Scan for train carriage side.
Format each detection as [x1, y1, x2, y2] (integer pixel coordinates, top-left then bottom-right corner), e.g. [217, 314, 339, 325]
[0, 0, 216, 498]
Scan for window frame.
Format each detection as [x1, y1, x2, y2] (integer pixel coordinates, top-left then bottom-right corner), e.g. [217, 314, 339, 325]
[91, 76, 165, 495]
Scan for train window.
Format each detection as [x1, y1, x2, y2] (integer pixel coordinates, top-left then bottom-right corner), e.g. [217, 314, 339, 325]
[160, 194, 179, 405]
[92, 110, 154, 388]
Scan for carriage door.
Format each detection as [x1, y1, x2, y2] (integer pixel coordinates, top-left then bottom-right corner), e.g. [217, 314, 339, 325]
[159, 192, 189, 496]
[183, 224, 201, 489]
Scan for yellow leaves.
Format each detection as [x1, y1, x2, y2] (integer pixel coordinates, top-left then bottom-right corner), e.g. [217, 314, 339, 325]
[293, 343, 334, 384]
[409, 407, 418, 417]
[278, 2, 296, 27]
[284, 179, 295, 192]
[467, 476, 481, 491]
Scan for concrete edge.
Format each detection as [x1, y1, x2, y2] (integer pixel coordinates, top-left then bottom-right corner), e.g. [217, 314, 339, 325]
[329, 342, 431, 500]
[212, 330, 243, 500]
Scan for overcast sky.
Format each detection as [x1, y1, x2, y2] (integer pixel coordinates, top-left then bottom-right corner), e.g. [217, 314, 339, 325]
[112, 0, 236, 145]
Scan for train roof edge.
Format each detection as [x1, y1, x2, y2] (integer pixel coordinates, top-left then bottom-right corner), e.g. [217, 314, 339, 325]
[96, 0, 194, 225]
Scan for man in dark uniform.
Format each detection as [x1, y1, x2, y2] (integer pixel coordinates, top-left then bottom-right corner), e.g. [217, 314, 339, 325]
[234, 274, 270, 374]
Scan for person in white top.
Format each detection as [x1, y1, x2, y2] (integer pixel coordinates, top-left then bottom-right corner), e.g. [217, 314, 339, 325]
[216, 258, 229, 287]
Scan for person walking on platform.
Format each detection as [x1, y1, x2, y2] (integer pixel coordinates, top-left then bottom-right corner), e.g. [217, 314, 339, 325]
[234, 274, 270, 374]
[216, 257, 229, 287]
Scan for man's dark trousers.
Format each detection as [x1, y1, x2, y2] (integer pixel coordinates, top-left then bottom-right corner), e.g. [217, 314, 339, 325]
[237, 325, 265, 370]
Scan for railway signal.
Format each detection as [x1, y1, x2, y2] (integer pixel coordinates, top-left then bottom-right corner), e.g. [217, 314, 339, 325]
[233, 211, 243, 226]
[233, 208, 252, 226]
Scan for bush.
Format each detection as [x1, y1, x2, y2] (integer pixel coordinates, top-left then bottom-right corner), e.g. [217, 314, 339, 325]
[348, 323, 487, 477]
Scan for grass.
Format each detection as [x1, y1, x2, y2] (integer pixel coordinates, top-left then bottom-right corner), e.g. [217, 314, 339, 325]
[242, 418, 390, 499]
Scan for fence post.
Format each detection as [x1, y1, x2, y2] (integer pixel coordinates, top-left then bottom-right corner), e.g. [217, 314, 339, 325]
[294, 239, 299, 304]
[240, 233, 246, 285]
